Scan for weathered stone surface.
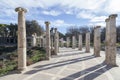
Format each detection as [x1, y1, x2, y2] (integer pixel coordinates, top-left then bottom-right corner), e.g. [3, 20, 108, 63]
[61, 38, 64, 47]
[78, 34, 82, 50]
[57, 32, 59, 52]
[105, 14, 117, 66]
[15, 7, 27, 72]
[54, 28, 58, 55]
[31, 33, 37, 47]
[45, 21, 51, 60]
[94, 26, 101, 57]
[66, 37, 70, 48]
[85, 32, 90, 52]
[72, 36, 76, 49]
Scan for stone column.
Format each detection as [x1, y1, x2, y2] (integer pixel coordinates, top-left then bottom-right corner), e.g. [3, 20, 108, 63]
[72, 36, 76, 49]
[105, 18, 109, 63]
[15, 7, 27, 71]
[41, 37, 44, 47]
[54, 28, 58, 55]
[32, 33, 37, 47]
[85, 32, 90, 52]
[57, 32, 59, 52]
[42, 38, 44, 47]
[94, 26, 101, 57]
[61, 38, 64, 47]
[39, 37, 42, 47]
[45, 21, 51, 60]
[78, 34, 82, 50]
[66, 37, 70, 48]
[105, 14, 117, 66]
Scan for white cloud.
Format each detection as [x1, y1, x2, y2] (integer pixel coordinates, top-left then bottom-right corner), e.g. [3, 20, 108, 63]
[104, 0, 120, 13]
[51, 20, 74, 27]
[77, 11, 95, 19]
[1, 0, 120, 30]
[88, 22, 105, 27]
[38, 19, 74, 27]
[90, 16, 107, 22]
[60, 0, 106, 10]
[42, 10, 61, 16]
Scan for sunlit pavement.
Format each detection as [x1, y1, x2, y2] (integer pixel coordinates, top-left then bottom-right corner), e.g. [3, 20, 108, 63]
[0, 47, 120, 80]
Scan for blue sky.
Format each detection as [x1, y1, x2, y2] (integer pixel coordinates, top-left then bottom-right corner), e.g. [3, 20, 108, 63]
[0, 0, 120, 34]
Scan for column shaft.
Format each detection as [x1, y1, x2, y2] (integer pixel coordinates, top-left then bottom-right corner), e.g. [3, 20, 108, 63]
[45, 21, 51, 60]
[105, 14, 117, 66]
[85, 32, 90, 52]
[66, 37, 70, 48]
[15, 7, 27, 71]
[94, 26, 101, 57]
[78, 35, 82, 50]
[72, 36, 76, 49]
[54, 28, 58, 55]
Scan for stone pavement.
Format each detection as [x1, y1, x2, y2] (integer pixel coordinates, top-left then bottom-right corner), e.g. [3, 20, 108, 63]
[0, 48, 120, 80]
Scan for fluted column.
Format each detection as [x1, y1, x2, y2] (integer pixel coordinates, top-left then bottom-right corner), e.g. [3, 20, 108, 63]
[15, 7, 27, 72]
[72, 36, 76, 49]
[45, 21, 51, 60]
[105, 14, 117, 66]
[78, 34, 82, 50]
[54, 28, 58, 55]
[94, 26, 101, 57]
[85, 32, 90, 52]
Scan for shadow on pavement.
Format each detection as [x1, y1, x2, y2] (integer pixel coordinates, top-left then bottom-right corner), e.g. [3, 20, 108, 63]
[60, 62, 112, 80]
[25, 55, 95, 74]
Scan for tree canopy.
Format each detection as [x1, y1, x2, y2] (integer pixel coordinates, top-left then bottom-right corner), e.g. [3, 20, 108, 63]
[0, 20, 44, 38]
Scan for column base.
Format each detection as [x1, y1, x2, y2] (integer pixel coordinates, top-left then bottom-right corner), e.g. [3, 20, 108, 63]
[45, 57, 50, 60]
[78, 48, 82, 50]
[94, 54, 100, 57]
[18, 67, 27, 73]
[106, 64, 118, 67]
[103, 61, 118, 67]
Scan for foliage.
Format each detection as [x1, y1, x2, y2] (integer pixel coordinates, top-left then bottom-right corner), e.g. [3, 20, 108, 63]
[0, 46, 46, 76]
[59, 32, 65, 40]
[26, 20, 44, 36]
[0, 20, 44, 38]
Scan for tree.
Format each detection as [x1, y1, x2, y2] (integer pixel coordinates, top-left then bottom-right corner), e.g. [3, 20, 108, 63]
[26, 20, 44, 36]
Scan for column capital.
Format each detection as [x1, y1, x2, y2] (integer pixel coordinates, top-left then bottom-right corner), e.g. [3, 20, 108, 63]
[86, 31, 90, 34]
[45, 21, 50, 26]
[109, 14, 118, 18]
[15, 7, 27, 13]
[54, 28, 57, 31]
[94, 26, 101, 29]
[105, 18, 109, 22]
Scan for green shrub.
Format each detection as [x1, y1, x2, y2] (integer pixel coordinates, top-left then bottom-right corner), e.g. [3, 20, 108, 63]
[0, 46, 46, 76]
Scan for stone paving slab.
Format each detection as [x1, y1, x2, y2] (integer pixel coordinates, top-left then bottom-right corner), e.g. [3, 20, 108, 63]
[0, 48, 120, 80]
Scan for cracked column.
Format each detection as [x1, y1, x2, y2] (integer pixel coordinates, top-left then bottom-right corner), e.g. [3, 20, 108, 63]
[54, 28, 58, 55]
[15, 7, 27, 72]
[78, 34, 82, 50]
[105, 14, 117, 66]
[85, 32, 90, 52]
[45, 21, 51, 60]
[94, 26, 101, 57]
[72, 36, 76, 49]
[66, 37, 70, 48]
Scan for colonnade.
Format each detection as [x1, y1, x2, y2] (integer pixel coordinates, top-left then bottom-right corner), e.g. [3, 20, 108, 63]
[15, 7, 118, 72]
